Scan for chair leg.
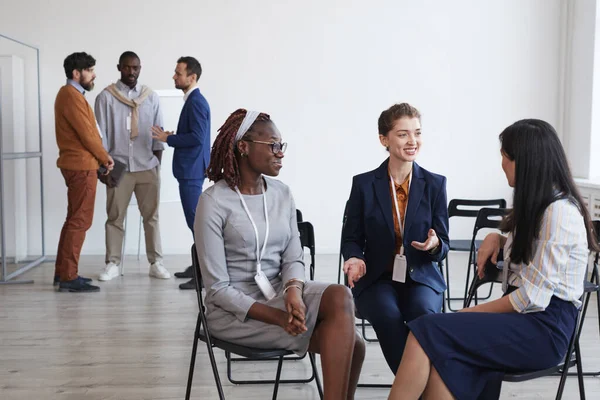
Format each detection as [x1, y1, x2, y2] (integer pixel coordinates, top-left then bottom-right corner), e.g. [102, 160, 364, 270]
[477, 281, 494, 300]
[445, 255, 466, 312]
[185, 314, 201, 400]
[360, 319, 378, 343]
[226, 350, 315, 384]
[463, 261, 473, 308]
[309, 352, 323, 400]
[563, 289, 600, 377]
[594, 263, 600, 339]
[575, 341, 586, 400]
[555, 356, 570, 400]
[597, 286, 600, 344]
[271, 356, 284, 400]
[207, 346, 226, 399]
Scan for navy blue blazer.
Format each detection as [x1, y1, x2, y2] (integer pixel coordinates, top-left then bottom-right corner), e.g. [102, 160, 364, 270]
[167, 89, 211, 180]
[342, 159, 449, 298]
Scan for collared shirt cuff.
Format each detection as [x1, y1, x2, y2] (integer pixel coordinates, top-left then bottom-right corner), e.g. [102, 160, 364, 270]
[508, 292, 525, 313]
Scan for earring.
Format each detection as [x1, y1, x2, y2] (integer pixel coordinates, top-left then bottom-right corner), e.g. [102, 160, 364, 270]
[242, 153, 248, 157]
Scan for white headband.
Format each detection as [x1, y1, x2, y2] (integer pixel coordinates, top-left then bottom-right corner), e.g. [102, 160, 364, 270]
[234, 110, 261, 143]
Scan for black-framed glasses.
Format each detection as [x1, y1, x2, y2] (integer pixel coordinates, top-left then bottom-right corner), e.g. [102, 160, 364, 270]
[243, 139, 288, 154]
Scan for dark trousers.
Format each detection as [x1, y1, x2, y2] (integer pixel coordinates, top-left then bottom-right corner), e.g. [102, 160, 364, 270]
[355, 273, 443, 374]
[55, 170, 98, 281]
[178, 178, 204, 235]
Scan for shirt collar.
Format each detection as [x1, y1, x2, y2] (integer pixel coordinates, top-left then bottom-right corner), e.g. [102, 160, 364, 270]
[116, 79, 141, 93]
[183, 85, 199, 102]
[67, 79, 85, 95]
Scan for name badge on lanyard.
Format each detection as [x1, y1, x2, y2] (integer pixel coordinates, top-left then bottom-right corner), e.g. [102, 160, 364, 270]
[390, 172, 411, 283]
[235, 181, 276, 301]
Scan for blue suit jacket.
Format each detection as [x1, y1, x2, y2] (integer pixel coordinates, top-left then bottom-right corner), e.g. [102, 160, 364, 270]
[342, 159, 449, 298]
[167, 89, 211, 180]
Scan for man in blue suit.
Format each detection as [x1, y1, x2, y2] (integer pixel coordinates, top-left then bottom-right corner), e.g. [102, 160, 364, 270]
[152, 56, 210, 290]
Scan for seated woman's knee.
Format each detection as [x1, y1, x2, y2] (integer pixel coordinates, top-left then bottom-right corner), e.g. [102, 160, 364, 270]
[324, 284, 354, 314]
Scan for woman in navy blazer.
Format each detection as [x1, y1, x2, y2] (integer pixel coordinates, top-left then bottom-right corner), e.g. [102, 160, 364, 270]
[342, 103, 449, 373]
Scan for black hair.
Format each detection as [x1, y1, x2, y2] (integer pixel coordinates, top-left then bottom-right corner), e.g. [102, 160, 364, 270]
[63, 52, 96, 79]
[177, 56, 202, 81]
[499, 118, 599, 263]
[119, 51, 140, 65]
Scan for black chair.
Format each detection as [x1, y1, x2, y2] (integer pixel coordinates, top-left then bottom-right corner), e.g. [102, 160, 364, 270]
[225, 219, 322, 388]
[297, 221, 316, 281]
[458, 207, 508, 308]
[464, 258, 598, 399]
[445, 199, 506, 311]
[336, 202, 378, 342]
[573, 220, 600, 377]
[185, 244, 323, 400]
[296, 209, 303, 223]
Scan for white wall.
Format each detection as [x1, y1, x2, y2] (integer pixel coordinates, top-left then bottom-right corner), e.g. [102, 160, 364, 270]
[563, 0, 597, 179]
[0, 0, 563, 255]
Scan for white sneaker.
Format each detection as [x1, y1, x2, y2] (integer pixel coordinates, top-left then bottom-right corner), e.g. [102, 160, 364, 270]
[149, 262, 171, 279]
[99, 262, 119, 281]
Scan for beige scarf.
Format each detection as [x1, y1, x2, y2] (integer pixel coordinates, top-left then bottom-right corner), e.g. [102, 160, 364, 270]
[105, 83, 153, 139]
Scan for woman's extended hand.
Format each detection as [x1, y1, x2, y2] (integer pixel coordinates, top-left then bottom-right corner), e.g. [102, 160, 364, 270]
[343, 257, 366, 288]
[411, 229, 440, 252]
[476, 233, 502, 279]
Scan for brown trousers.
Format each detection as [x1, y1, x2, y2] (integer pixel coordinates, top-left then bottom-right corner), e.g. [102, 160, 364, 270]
[55, 170, 98, 281]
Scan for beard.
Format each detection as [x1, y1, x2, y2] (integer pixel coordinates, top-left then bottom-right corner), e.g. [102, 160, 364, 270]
[81, 79, 95, 91]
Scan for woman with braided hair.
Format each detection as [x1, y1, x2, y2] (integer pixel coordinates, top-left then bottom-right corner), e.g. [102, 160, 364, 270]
[194, 108, 365, 399]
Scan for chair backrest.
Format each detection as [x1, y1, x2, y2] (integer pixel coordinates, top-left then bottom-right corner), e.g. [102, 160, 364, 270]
[448, 198, 507, 218]
[191, 244, 205, 311]
[466, 207, 508, 268]
[296, 209, 303, 223]
[338, 201, 349, 284]
[297, 221, 316, 280]
[593, 220, 600, 266]
[472, 207, 507, 234]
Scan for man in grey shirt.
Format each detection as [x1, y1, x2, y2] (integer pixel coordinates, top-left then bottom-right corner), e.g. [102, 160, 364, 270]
[94, 51, 170, 281]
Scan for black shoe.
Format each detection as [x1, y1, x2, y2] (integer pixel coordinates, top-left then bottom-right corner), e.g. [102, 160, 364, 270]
[179, 278, 196, 290]
[174, 266, 193, 279]
[54, 275, 92, 286]
[58, 277, 100, 292]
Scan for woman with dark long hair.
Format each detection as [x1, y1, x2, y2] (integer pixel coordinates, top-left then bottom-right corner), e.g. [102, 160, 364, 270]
[388, 119, 599, 400]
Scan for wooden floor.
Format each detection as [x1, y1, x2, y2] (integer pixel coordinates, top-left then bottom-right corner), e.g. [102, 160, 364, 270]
[1, 253, 599, 399]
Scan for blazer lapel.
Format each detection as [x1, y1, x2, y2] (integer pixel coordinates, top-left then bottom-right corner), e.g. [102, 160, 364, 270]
[404, 162, 425, 241]
[373, 159, 395, 238]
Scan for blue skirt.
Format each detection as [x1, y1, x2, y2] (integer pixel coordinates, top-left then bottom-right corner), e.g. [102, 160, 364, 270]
[407, 295, 577, 400]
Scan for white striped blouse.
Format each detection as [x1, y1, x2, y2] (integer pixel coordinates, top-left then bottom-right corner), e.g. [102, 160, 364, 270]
[503, 198, 589, 313]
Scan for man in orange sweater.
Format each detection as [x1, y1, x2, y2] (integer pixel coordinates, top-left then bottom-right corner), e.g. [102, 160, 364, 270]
[54, 52, 114, 292]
